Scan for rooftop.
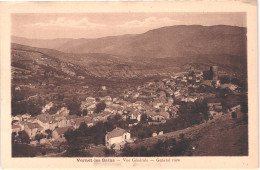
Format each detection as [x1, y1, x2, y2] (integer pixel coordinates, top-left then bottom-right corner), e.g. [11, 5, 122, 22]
[107, 127, 127, 138]
[55, 126, 74, 135]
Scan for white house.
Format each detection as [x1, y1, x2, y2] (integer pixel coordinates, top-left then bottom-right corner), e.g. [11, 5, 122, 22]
[105, 127, 131, 150]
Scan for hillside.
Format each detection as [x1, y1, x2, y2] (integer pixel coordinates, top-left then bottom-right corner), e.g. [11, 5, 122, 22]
[12, 25, 247, 74]
[127, 111, 248, 156]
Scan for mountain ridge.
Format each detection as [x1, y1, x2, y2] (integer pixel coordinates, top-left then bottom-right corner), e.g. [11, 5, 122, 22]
[12, 25, 247, 77]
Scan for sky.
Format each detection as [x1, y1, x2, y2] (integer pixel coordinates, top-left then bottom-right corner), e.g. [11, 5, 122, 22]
[12, 12, 246, 39]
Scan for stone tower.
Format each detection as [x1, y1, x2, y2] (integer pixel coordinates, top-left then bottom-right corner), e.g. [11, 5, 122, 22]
[210, 66, 218, 81]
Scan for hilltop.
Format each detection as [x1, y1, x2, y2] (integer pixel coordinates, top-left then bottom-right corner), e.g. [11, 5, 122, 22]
[12, 25, 247, 74]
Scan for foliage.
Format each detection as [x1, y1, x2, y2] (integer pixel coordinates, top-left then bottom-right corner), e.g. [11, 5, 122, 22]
[82, 109, 88, 116]
[218, 88, 231, 98]
[63, 145, 92, 157]
[67, 101, 81, 115]
[94, 102, 106, 113]
[140, 114, 148, 124]
[35, 133, 46, 142]
[12, 143, 41, 157]
[64, 115, 129, 154]
[45, 129, 52, 139]
[231, 78, 241, 86]
[202, 70, 211, 80]
[122, 136, 191, 156]
[240, 94, 248, 114]
[18, 131, 30, 144]
[48, 104, 60, 115]
[219, 76, 231, 84]
[232, 112, 237, 119]
[104, 148, 115, 156]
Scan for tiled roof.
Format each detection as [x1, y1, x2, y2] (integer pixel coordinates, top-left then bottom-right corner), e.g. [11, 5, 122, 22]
[37, 114, 56, 123]
[26, 122, 43, 130]
[55, 126, 74, 135]
[12, 124, 20, 129]
[107, 127, 127, 138]
[146, 110, 169, 118]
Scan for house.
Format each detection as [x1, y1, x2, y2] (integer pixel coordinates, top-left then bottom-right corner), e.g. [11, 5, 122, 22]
[53, 126, 74, 142]
[105, 127, 131, 150]
[220, 83, 238, 91]
[42, 102, 53, 113]
[36, 114, 58, 130]
[72, 117, 94, 129]
[152, 132, 157, 137]
[230, 105, 241, 112]
[81, 97, 96, 110]
[12, 115, 22, 122]
[128, 111, 141, 122]
[55, 115, 68, 128]
[12, 124, 21, 134]
[207, 102, 223, 117]
[21, 113, 31, 121]
[56, 107, 70, 117]
[24, 122, 43, 139]
[146, 110, 170, 122]
[151, 111, 169, 122]
[158, 131, 164, 135]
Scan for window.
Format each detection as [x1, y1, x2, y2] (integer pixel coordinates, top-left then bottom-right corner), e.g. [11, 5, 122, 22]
[125, 135, 127, 139]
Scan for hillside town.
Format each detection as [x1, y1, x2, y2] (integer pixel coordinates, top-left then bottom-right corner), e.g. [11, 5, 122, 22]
[11, 66, 246, 156]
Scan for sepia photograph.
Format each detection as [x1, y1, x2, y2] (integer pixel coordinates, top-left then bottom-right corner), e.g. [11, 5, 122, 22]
[10, 11, 249, 157]
[0, 1, 258, 169]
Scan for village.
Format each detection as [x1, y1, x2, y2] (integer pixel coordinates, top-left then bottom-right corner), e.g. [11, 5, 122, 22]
[11, 66, 244, 156]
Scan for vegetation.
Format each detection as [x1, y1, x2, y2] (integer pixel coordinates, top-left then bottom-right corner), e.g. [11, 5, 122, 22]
[219, 76, 231, 84]
[94, 102, 106, 113]
[18, 131, 30, 144]
[12, 143, 41, 157]
[232, 112, 237, 119]
[122, 135, 191, 156]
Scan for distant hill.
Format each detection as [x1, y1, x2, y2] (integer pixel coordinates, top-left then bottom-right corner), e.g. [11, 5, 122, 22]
[12, 25, 247, 58]
[12, 25, 247, 75]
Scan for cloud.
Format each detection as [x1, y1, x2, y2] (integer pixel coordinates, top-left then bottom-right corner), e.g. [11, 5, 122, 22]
[30, 17, 105, 28]
[118, 17, 181, 28]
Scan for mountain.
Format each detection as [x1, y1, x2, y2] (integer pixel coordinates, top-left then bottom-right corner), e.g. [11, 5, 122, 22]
[12, 25, 247, 58]
[12, 25, 247, 75]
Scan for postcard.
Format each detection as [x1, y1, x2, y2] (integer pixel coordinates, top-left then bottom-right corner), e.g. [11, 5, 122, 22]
[0, 1, 258, 169]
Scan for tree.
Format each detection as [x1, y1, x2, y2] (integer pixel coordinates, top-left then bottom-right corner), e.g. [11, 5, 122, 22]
[67, 102, 81, 115]
[64, 128, 77, 144]
[231, 78, 241, 86]
[79, 122, 88, 132]
[94, 102, 106, 113]
[219, 76, 231, 84]
[104, 147, 115, 156]
[18, 131, 30, 144]
[35, 133, 45, 142]
[218, 88, 231, 98]
[45, 129, 52, 139]
[232, 112, 237, 119]
[82, 109, 88, 116]
[27, 102, 41, 117]
[48, 105, 60, 115]
[203, 70, 211, 80]
[140, 114, 148, 124]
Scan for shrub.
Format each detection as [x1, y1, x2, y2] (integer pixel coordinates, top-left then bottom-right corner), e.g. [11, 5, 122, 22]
[94, 102, 106, 113]
[232, 112, 237, 119]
